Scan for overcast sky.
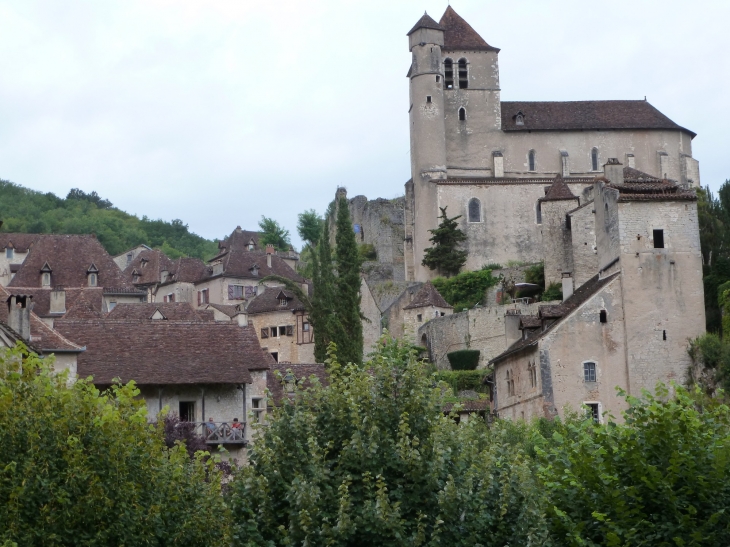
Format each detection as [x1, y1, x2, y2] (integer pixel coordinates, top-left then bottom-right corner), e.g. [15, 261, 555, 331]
[1, 0, 727, 249]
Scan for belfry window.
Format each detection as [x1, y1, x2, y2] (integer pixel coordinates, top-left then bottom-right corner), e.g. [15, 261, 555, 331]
[459, 107, 466, 121]
[528, 150, 536, 172]
[468, 198, 481, 222]
[444, 58, 454, 89]
[458, 58, 468, 88]
[591, 148, 599, 171]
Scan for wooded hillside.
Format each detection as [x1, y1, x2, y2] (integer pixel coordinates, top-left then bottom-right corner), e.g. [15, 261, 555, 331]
[0, 179, 218, 260]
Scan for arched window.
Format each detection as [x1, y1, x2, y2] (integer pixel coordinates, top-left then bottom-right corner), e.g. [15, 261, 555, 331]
[468, 198, 481, 222]
[444, 58, 454, 89]
[42, 272, 51, 287]
[458, 58, 468, 88]
[458, 107, 466, 121]
[591, 148, 599, 171]
[88, 273, 97, 287]
[528, 150, 536, 171]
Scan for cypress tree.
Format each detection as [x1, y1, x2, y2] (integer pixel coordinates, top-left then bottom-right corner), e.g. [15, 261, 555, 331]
[310, 217, 339, 363]
[422, 206, 468, 277]
[334, 197, 363, 365]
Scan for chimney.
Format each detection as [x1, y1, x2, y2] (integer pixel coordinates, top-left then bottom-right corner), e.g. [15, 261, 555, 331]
[504, 309, 522, 347]
[604, 158, 624, 185]
[7, 295, 32, 341]
[266, 245, 274, 268]
[50, 287, 66, 314]
[561, 272, 574, 301]
[301, 282, 309, 295]
[235, 311, 249, 327]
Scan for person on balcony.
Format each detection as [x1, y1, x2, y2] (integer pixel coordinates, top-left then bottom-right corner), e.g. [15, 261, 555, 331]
[206, 417, 217, 439]
[231, 418, 242, 439]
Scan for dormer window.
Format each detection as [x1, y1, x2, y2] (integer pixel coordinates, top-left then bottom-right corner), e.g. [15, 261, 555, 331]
[88, 273, 97, 287]
[515, 111, 525, 126]
[279, 298, 287, 307]
[87, 264, 99, 287]
[5, 247, 13, 259]
[251, 265, 259, 277]
[141, 259, 148, 269]
[42, 273, 51, 287]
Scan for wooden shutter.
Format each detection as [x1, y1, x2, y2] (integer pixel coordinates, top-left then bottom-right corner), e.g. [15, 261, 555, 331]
[286, 325, 293, 336]
[228, 285, 234, 299]
[261, 327, 269, 338]
[197, 291, 201, 306]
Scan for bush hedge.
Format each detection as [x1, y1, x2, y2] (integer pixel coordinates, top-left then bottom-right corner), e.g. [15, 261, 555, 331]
[446, 349, 480, 370]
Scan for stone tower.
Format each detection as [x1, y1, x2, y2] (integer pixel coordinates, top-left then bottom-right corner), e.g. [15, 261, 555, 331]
[406, 7, 502, 281]
[539, 176, 579, 287]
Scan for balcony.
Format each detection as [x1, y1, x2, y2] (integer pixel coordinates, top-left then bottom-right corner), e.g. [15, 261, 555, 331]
[191, 421, 247, 445]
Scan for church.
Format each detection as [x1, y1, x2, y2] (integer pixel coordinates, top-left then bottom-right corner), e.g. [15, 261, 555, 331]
[404, 6, 701, 282]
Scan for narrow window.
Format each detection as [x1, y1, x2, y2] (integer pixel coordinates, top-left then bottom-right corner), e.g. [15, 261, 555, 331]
[179, 401, 195, 422]
[528, 360, 537, 388]
[591, 148, 599, 171]
[88, 273, 97, 287]
[271, 351, 278, 363]
[663, 330, 667, 341]
[436, 75, 440, 83]
[444, 58, 454, 88]
[108, 301, 117, 311]
[426, 95, 432, 103]
[459, 107, 466, 121]
[583, 362, 597, 383]
[586, 403, 600, 423]
[599, 310, 607, 323]
[279, 326, 286, 337]
[6, 248, 13, 259]
[528, 150, 536, 171]
[468, 198, 481, 222]
[417, 314, 422, 322]
[458, 58, 468, 88]
[42, 272, 51, 286]
[303, 322, 310, 332]
[126, 253, 132, 264]
[536, 201, 542, 224]
[653, 229, 665, 249]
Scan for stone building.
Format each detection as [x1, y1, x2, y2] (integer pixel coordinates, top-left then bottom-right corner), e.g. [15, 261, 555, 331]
[402, 281, 452, 346]
[404, 6, 700, 282]
[488, 168, 705, 422]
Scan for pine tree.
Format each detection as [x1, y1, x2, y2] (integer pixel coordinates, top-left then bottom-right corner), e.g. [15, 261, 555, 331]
[422, 206, 468, 277]
[333, 197, 363, 365]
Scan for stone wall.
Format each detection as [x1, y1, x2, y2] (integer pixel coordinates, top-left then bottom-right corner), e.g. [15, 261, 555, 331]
[541, 198, 578, 286]
[249, 309, 315, 365]
[568, 202, 599, 287]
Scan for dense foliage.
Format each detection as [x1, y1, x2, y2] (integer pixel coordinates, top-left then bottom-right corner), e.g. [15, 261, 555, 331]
[334, 197, 364, 366]
[432, 369, 489, 396]
[228, 340, 550, 546]
[0, 345, 228, 546]
[296, 209, 324, 246]
[446, 349, 481, 370]
[421, 207, 468, 277]
[541, 282, 563, 302]
[698, 182, 730, 332]
[0, 179, 218, 259]
[432, 268, 498, 311]
[258, 216, 291, 252]
[689, 332, 730, 393]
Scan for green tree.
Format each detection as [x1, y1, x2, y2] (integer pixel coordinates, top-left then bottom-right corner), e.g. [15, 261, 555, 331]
[297, 209, 324, 246]
[258, 216, 291, 252]
[0, 345, 229, 546]
[432, 268, 498, 310]
[536, 385, 730, 546]
[334, 197, 363, 366]
[422, 207, 467, 277]
[227, 339, 551, 546]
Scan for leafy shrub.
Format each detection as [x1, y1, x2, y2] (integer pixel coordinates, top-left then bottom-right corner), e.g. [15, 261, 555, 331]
[524, 262, 545, 288]
[358, 243, 377, 261]
[432, 269, 498, 310]
[434, 369, 488, 395]
[446, 349, 481, 370]
[541, 282, 563, 301]
[482, 262, 502, 270]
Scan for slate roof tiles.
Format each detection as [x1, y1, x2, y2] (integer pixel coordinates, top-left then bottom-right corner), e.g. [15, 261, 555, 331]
[439, 6, 499, 52]
[403, 281, 453, 310]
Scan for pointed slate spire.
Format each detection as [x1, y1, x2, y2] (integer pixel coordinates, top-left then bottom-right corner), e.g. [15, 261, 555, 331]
[438, 5, 499, 51]
[407, 11, 444, 36]
[541, 175, 578, 202]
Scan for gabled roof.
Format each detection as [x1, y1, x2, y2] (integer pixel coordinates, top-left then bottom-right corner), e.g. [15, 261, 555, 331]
[407, 12, 443, 35]
[63, 290, 103, 319]
[490, 273, 620, 365]
[106, 303, 214, 321]
[206, 249, 304, 284]
[54, 319, 270, 385]
[123, 249, 175, 286]
[205, 303, 240, 318]
[403, 281, 453, 310]
[6, 287, 104, 318]
[623, 166, 661, 183]
[519, 315, 541, 329]
[439, 6, 499, 52]
[211, 227, 262, 261]
[607, 179, 697, 202]
[9, 235, 133, 289]
[0, 233, 39, 253]
[501, 100, 695, 137]
[539, 175, 579, 202]
[245, 288, 306, 315]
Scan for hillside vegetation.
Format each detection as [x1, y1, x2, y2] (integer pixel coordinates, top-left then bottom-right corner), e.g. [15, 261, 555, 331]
[0, 179, 218, 260]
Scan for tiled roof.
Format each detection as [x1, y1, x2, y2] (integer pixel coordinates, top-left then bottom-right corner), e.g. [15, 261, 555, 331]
[169, 257, 208, 284]
[208, 249, 304, 283]
[540, 175, 579, 202]
[246, 289, 306, 315]
[608, 180, 697, 202]
[623, 167, 661, 183]
[64, 291, 104, 319]
[501, 100, 695, 136]
[519, 315, 541, 329]
[439, 6, 499, 52]
[0, 286, 84, 353]
[0, 320, 38, 352]
[403, 281, 453, 310]
[490, 273, 620, 365]
[5, 287, 104, 318]
[54, 319, 270, 385]
[267, 363, 328, 407]
[211, 227, 262, 260]
[8, 235, 133, 289]
[0, 233, 39, 252]
[206, 303, 240, 318]
[106, 303, 213, 321]
[123, 249, 174, 286]
[407, 12, 443, 35]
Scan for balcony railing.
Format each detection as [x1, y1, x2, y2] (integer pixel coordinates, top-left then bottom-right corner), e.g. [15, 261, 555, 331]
[191, 421, 247, 445]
